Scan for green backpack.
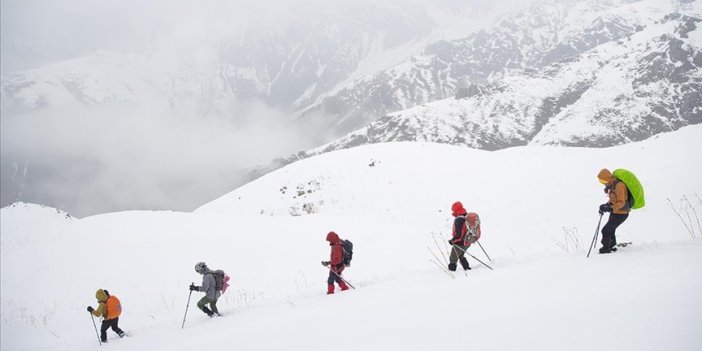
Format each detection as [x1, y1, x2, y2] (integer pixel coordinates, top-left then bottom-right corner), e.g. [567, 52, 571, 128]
[612, 169, 645, 210]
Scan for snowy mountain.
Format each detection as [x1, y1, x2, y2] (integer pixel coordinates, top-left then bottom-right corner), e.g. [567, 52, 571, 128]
[3, 1, 698, 142]
[3, 125, 701, 350]
[295, 0, 702, 147]
[0, 0, 525, 215]
[0, 1, 453, 115]
[0, 51, 216, 113]
[2, 0, 701, 218]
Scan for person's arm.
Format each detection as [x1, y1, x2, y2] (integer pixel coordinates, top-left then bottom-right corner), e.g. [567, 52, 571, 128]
[91, 302, 106, 317]
[451, 217, 465, 243]
[330, 245, 344, 271]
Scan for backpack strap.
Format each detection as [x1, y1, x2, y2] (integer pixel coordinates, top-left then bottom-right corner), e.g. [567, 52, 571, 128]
[612, 179, 633, 210]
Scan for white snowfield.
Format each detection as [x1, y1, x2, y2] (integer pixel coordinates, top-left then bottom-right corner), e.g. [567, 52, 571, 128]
[2, 125, 701, 351]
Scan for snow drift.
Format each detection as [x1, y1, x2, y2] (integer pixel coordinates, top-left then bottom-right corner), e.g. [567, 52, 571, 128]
[2, 125, 702, 351]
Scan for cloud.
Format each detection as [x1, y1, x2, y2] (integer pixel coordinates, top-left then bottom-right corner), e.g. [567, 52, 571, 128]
[0, 0, 538, 215]
[0, 98, 320, 216]
[0, 0, 294, 73]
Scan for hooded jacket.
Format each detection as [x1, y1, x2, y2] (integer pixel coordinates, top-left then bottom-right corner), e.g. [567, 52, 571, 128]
[197, 269, 222, 301]
[598, 169, 630, 215]
[91, 289, 122, 320]
[326, 231, 345, 274]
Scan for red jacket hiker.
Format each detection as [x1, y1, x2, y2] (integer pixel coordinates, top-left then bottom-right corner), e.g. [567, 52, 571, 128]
[322, 231, 349, 294]
[448, 201, 481, 272]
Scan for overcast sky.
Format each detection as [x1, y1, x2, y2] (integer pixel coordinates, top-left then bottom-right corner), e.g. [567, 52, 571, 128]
[0, 0, 512, 73]
[0, 0, 531, 216]
[1, 0, 278, 73]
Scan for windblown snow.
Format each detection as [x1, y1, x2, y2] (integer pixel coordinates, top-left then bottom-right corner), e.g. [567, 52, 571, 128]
[2, 125, 702, 351]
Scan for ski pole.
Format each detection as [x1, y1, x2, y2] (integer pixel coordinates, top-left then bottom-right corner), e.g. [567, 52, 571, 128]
[452, 244, 494, 270]
[330, 268, 356, 289]
[181, 287, 193, 329]
[476, 241, 492, 262]
[587, 213, 605, 258]
[89, 311, 102, 346]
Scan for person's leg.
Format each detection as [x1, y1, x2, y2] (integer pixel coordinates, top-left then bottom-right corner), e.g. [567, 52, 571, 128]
[459, 256, 471, 270]
[448, 245, 460, 271]
[109, 317, 125, 336]
[209, 299, 220, 315]
[327, 271, 336, 294]
[337, 272, 349, 291]
[600, 215, 615, 252]
[197, 296, 214, 316]
[609, 214, 628, 249]
[601, 213, 628, 252]
[100, 320, 110, 342]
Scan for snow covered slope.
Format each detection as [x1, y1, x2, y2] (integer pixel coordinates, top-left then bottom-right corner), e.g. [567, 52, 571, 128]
[2, 125, 702, 350]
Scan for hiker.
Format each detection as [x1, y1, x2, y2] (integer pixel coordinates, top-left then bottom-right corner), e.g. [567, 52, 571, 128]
[190, 262, 221, 317]
[87, 289, 125, 343]
[597, 168, 630, 254]
[448, 201, 481, 271]
[321, 231, 349, 294]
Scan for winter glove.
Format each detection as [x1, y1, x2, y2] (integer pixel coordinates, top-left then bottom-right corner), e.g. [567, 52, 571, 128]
[468, 235, 477, 244]
[321, 261, 330, 267]
[599, 203, 612, 214]
[448, 239, 454, 245]
[189, 283, 197, 291]
[87, 306, 94, 312]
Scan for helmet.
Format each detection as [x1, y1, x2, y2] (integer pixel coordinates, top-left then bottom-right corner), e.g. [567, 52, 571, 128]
[194, 262, 207, 273]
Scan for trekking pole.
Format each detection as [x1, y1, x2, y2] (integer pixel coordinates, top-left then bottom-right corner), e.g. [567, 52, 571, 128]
[586, 213, 605, 258]
[181, 286, 193, 329]
[431, 233, 451, 266]
[427, 246, 455, 278]
[464, 251, 493, 270]
[89, 311, 102, 346]
[428, 258, 455, 279]
[453, 244, 494, 270]
[476, 241, 492, 262]
[330, 269, 356, 289]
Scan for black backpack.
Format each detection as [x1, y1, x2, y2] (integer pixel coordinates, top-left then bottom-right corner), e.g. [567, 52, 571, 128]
[212, 270, 226, 291]
[342, 240, 353, 267]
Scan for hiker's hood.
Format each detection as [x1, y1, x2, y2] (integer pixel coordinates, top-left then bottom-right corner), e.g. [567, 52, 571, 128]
[95, 289, 108, 302]
[452, 201, 467, 217]
[598, 168, 615, 184]
[326, 231, 341, 244]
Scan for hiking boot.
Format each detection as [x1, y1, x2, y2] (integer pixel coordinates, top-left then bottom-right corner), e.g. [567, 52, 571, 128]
[459, 257, 471, 271]
[118, 332, 126, 338]
[202, 306, 214, 317]
[610, 247, 618, 252]
[599, 247, 612, 254]
[448, 263, 457, 272]
[327, 284, 335, 295]
[339, 281, 349, 291]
